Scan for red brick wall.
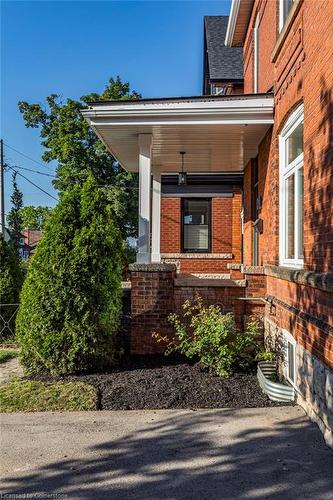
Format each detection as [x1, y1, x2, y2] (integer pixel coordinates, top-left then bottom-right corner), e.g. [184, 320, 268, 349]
[160, 188, 242, 273]
[266, 277, 333, 370]
[130, 266, 176, 355]
[174, 286, 245, 329]
[241, 0, 333, 371]
[243, 0, 333, 272]
[160, 198, 181, 253]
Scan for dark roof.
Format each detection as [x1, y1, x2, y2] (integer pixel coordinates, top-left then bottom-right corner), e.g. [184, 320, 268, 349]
[204, 16, 243, 80]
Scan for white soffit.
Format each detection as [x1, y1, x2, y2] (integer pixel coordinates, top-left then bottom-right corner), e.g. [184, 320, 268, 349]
[225, 0, 254, 47]
[82, 95, 274, 173]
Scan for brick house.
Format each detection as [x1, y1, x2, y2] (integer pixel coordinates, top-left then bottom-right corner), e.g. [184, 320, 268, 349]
[19, 229, 42, 260]
[82, 0, 333, 446]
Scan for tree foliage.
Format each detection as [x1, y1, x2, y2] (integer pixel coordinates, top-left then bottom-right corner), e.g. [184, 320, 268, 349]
[6, 173, 23, 251]
[18, 76, 140, 239]
[18, 205, 52, 230]
[16, 175, 124, 375]
[0, 236, 23, 339]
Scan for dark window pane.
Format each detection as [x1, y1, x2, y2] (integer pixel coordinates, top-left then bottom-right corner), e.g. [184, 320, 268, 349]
[288, 342, 295, 382]
[183, 199, 210, 252]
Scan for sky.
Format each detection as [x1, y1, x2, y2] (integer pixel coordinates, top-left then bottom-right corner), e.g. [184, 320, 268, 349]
[1, 0, 231, 216]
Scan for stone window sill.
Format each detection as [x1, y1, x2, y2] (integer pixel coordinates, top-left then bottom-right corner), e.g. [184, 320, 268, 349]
[161, 253, 233, 259]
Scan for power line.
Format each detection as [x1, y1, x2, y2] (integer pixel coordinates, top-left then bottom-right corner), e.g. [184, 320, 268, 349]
[7, 165, 58, 202]
[4, 143, 54, 172]
[6, 164, 55, 178]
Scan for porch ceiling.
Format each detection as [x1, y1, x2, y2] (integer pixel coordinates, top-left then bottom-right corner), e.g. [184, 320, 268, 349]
[82, 94, 274, 173]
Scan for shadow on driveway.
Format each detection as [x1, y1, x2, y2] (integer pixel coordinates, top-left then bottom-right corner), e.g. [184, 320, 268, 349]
[1, 406, 333, 499]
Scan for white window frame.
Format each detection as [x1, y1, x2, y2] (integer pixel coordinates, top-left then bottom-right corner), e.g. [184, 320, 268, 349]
[283, 329, 297, 387]
[279, 0, 295, 32]
[279, 104, 304, 268]
[253, 13, 259, 93]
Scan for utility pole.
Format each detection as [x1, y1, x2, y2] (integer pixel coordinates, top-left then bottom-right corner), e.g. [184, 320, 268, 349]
[0, 139, 5, 235]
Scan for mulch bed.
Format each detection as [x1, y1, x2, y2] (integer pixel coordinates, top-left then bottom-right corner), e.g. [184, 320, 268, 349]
[64, 355, 291, 410]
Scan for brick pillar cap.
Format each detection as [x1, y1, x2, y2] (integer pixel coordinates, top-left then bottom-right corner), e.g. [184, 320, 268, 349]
[129, 263, 177, 272]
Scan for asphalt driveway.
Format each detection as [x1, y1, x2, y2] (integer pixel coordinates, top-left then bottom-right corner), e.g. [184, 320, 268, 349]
[1, 406, 333, 499]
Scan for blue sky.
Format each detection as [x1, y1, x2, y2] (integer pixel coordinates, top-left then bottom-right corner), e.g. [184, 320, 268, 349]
[1, 0, 231, 215]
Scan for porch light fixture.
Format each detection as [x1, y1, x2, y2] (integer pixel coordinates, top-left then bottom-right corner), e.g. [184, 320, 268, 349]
[178, 151, 187, 186]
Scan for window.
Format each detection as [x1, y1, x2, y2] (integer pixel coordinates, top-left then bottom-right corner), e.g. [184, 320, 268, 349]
[211, 84, 227, 95]
[279, 104, 304, 268]
[279, 0, 295, 31]
[283, 330, 296, 386]
[253, 13, 259, 93]
[182, 198, 211, 253]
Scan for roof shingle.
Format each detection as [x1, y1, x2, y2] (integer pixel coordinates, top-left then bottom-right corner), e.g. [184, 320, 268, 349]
[204, 16, 243, 81]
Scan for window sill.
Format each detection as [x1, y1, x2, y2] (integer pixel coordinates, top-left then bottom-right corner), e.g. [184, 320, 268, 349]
[271, 0, 303, 63]
[161, 253, 233, 259]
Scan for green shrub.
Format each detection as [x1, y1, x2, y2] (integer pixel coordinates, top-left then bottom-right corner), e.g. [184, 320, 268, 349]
[153, 296, 262, 377]
[0, 237, 23, 340]
[16, 175, 123, 375]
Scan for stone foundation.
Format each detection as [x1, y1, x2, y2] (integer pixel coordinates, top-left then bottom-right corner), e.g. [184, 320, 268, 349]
[264, 318, 333, 448]
[296, 343, 333, 448]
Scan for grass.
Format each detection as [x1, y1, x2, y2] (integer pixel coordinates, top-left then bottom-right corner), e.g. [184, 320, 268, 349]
[0, 349, 19, 363]
[0, 379, 97, 412]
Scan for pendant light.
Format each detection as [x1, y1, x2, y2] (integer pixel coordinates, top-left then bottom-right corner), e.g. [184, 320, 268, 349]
[178, 151, 187, 186]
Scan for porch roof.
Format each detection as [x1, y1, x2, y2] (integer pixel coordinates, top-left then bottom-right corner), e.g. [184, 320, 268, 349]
[82, 93, 274, 173]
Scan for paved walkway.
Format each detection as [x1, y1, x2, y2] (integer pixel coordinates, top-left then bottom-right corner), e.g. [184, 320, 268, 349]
[1, 406, 333, 499]
[0, 357, 23, 385]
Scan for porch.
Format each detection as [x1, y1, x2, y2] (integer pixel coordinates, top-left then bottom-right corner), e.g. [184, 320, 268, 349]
[83, 93, 274, 354]
[82, 93, 274, 269]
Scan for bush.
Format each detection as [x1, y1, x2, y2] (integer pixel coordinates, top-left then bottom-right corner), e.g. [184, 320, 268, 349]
[0, 237, 23, 340]
[153, 296, 262, 377]
[16, 175, 123, 375]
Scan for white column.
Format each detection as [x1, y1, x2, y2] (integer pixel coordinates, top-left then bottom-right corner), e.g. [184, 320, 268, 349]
[137, 134, 152, 264]
[151, 171, 161, 262]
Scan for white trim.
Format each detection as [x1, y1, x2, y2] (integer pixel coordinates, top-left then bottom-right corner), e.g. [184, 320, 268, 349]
[225, 0, 241, 46]
[137, 134, 152, 264]
[279, 104, 304, 268]
[82, 97, 274, 125]
[283, 329, 297, 387]
[151, 172, 161, 263]
[253, 13, 260, 93]
[279, 0, 295, 32]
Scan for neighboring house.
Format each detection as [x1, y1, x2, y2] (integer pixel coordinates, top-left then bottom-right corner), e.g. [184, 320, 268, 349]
[19, 229, 42, 259]
[203, 16, 244, 95]
[82, 0, 333, 446]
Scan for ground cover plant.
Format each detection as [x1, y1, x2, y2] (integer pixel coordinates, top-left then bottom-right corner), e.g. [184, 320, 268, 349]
[153, 296, 263, 377]
[16, 175, 123, 376]
[0, 350, 18, 363]
[0, 379, 97, 412]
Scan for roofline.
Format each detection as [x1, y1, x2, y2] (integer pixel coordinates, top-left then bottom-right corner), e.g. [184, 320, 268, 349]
[82, 94, 274, 128]
[84, 92, 273, 107]
[225, 0, 254, 47]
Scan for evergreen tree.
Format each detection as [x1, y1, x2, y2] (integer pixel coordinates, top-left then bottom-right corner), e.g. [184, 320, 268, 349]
[7, 173, 23, 252]
[16, 175, 123, 375]
[0, 236, 23, 339]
